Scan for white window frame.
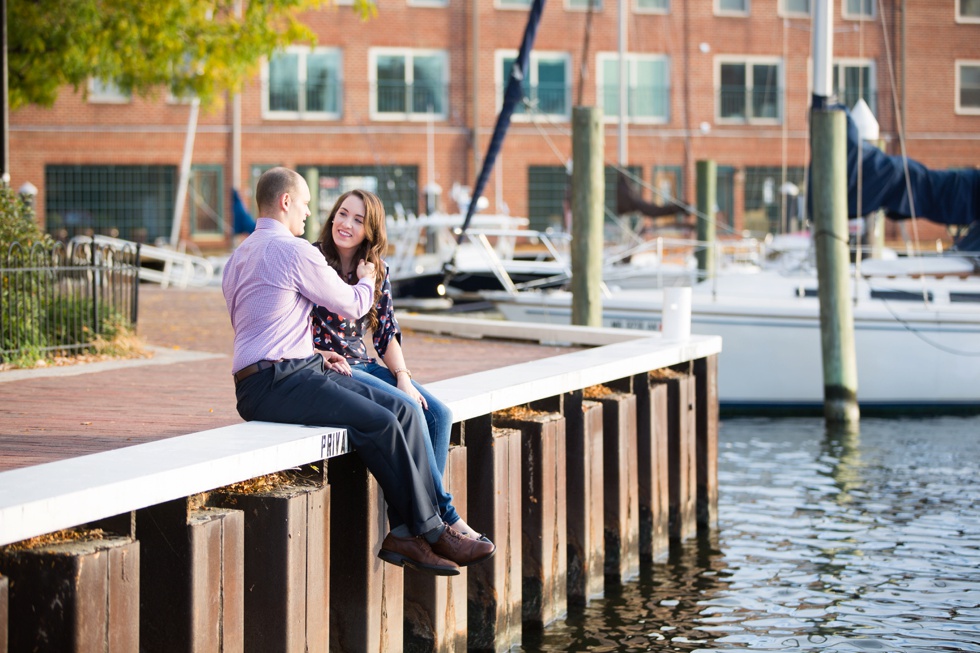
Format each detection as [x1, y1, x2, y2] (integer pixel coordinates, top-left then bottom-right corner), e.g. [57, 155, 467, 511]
[261, 46, 343, 121]
[714, 55, 783, 125]
[778, 0, 810, 18]
[495, 0, 532, 8]
[715, 0, 749, 17]
[87, 78, 131, 104]
[832, 57, 876, 112]
[495, 50, 572, 123]
[595, 52, 670, 124]
[841, 0, 874, 21]
[634, 0, 670, 14]
[369, 47, 449, 122]
[956, 60, 980, 115]
[408, 0, 448, 6]
[565, 0, 603, 10]
[956, 0, 980, 23]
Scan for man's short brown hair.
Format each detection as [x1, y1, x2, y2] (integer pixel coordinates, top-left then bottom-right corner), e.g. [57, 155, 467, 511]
[255, 167, 300, 215]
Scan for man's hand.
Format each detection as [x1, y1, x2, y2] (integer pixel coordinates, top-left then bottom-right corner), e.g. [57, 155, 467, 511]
[357, 259, 376, 282]
[319, 350, 352, 376]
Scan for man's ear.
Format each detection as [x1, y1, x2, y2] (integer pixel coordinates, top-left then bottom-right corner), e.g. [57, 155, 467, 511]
[279, 191, 291, 212]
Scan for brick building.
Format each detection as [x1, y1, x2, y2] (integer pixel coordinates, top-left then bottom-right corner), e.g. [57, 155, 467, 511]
[9, 0, 980, 251]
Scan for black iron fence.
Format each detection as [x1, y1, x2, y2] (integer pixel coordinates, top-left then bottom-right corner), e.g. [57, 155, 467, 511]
[1, 239, 140, 361]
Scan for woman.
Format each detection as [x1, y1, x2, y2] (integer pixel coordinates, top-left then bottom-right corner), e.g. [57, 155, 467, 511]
[311, 189, 483, 540]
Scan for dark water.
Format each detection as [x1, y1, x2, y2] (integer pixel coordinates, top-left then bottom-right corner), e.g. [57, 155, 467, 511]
[523, 416, 980, 652]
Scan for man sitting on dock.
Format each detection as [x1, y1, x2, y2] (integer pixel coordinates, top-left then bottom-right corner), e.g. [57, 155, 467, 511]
[221, 166, 494, 575]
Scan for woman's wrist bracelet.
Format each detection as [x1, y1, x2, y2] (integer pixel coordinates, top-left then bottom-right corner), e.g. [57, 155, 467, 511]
[393, 368, 412, 379]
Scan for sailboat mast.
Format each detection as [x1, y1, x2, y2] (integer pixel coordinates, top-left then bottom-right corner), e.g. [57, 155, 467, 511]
[811, 0, 835, 108]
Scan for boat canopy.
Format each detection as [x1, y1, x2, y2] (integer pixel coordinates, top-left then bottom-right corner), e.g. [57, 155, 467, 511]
[845, 109, 979, 228]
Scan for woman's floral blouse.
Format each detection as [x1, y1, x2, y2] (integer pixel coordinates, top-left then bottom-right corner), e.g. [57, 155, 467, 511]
[311, 262, 401, 365]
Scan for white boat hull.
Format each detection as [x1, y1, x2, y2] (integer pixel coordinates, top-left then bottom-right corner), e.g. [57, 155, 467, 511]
[489, 272, 980, 411]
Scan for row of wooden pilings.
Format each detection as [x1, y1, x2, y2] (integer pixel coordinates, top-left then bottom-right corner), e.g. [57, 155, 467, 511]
[0, 356, 718, 652]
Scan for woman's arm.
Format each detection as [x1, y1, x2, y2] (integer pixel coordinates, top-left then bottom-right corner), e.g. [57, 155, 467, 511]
[381, 337, 427, 409]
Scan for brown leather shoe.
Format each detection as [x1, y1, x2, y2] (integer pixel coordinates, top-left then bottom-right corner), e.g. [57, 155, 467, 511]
[431, 523, 495, 566]
[378, 532, 460, 576]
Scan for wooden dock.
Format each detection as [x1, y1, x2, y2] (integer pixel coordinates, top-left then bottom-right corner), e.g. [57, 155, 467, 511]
[0, 289, 721, 652]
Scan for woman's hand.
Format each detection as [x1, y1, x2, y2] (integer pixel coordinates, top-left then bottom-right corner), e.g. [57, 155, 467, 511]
[396, 374, 427, 409]
[320, 350, 352, 376]
[356, 259, 376, 282]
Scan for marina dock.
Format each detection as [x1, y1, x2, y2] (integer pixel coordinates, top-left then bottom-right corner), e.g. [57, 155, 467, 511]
[0, 286, 721, 652]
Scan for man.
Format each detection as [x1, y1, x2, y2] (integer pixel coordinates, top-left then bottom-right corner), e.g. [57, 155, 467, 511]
[222, 167, 493, 575]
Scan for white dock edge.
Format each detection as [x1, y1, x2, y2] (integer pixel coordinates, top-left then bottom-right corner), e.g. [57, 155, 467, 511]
[0, 317, 721, 547]
[0, 423, 348, 547]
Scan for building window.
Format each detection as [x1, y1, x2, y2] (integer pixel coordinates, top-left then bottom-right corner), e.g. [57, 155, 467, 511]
[370, 48, 448, 120]
[842, 0, 873, 20]
[956, 61, 980, 114]
[497, 51, 571, 120]
[597, 53, 670, 123]
[566, 0, 603, 9]
[716, 165, 735, 230]
[306, 165, 420, 222]
[45, 165, 176, 243]
[833, 59, 875, 114]
[497, 0, 532, 8]
[408, 0, 448, 6]
[779, 0, 810, 17]
[635, 0, 669, 13]
[744, 166, 806, 235]
[716, 58, 782, 123]
[87, 78, 131, 104]
[189, 165, 224, 238]
[958, 0, 980, 22]
[527, 166, 569, 231]
[651, 165, 684, 210]
[716, 0, 749, 16]
[264, 47, 342, 120]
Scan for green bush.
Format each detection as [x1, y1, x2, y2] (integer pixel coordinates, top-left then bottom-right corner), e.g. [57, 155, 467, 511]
[0, 185, 46, 248]
[1, 187, 134, 364]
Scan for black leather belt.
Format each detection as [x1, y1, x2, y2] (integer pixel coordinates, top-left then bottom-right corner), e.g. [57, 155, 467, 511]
[233, 359, 280, 384]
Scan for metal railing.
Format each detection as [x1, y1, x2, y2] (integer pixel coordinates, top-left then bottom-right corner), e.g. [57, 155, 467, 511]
[1, 239, 140, 360]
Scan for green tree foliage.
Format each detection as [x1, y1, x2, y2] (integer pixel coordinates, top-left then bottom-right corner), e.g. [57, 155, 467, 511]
[8, 0, 378, 110]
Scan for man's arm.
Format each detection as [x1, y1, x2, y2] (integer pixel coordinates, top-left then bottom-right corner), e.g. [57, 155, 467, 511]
[293, 242, 376, 319]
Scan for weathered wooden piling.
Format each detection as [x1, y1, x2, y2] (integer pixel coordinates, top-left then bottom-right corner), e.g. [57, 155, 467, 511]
[135, 499, 244, 653]
[495, 408, 568, 628]
[0, 574, 7, 652]
[326, 455, 403, 653]
[586, 386, 640, 584]
[653, 369, 698, 541]
[694, 356, 720, 530]
[0, 533, 139, 653]
[464, 416, 522, 653]
[210, 473, 330, 653]
[404, 445, 469, 653]
[633, 373, 671, 561]
[556, 391, 606, 605]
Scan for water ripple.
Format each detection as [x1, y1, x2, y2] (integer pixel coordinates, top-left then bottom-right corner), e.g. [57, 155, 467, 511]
[523, 416, 980, 652]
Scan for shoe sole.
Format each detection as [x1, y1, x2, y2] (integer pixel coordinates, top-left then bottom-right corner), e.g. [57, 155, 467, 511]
[378, 549, 460, 576]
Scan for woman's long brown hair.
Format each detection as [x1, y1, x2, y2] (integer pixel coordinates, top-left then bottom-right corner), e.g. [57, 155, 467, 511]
[316, 189, 388, 331]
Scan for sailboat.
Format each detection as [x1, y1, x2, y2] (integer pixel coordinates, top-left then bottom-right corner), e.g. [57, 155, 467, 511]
[485, 1, 980, 413]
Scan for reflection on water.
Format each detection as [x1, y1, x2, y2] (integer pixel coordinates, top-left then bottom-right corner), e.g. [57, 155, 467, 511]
[523, 416, 980, 652]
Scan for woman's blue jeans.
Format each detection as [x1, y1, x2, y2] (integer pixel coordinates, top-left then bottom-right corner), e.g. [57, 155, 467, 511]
[351, 362, 459, 527]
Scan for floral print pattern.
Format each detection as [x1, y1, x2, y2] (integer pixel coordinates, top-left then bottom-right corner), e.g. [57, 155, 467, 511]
[311, 264, 401, 364]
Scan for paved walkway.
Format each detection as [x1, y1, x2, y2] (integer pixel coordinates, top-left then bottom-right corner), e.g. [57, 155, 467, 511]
[0, 286, 576, 473]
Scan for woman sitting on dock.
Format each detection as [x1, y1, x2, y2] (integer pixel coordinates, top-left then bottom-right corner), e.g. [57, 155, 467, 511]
[311, 188, 486, 541]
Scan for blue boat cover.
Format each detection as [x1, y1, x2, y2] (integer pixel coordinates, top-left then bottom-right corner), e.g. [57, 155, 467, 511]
[232, 187, 256, 235]
[845, 110, 979, 228]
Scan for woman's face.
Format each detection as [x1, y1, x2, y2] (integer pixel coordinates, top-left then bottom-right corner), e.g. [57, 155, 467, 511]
[331, 194, 368, 255]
